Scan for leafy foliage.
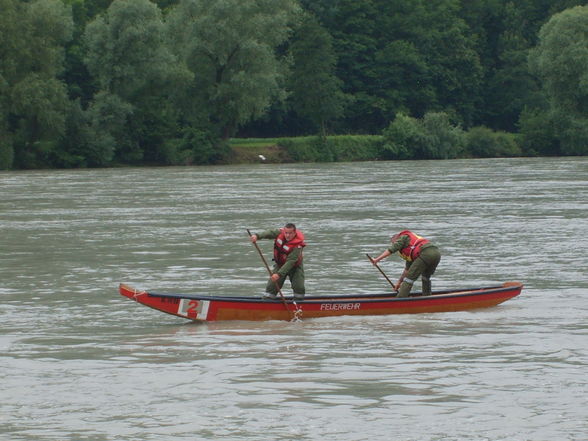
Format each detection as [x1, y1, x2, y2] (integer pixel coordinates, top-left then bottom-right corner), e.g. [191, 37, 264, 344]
[164, 127, 231, 165]
[465, 126, 521, 157]
[84, 91, 134, 166]
[289, 13, 346, 137]
[528, 5, 588, 155]
[165, 0, 301, 139]
[2, 0, 588, 169]
[381, 113, 425, 160]
[382, 112, 465, 160]
[1, 0, 73, 168]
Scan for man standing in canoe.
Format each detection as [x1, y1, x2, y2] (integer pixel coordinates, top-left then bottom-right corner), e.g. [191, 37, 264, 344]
[371, 230, 441, 297]
[249, 223, 306, 300]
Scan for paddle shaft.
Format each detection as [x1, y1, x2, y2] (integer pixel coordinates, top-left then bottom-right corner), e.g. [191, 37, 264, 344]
[366, 253, 398, 292]
[247, 229, 296, 319]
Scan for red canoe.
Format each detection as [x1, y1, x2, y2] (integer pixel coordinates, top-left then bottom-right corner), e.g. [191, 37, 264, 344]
[119, 281, 523, 322]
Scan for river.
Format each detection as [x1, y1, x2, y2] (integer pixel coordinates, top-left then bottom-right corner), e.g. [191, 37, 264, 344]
[1, 157, 587, 440]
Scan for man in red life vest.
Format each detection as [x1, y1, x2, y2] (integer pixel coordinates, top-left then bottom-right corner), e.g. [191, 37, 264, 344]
[250, 223, 306, 300]
[371, 230, 441, 297]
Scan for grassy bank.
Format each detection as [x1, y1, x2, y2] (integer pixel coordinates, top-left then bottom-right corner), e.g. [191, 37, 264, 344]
[229, 127, 522, 164]
[229, 135, 385, 164]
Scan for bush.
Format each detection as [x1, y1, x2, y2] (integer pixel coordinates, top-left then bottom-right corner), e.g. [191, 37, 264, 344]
[466, 126, 522, 157]
[421, 112, 465, 159]
[280, 136, 334, 162]
[172, 127, 229, 165]
[381, 113, 424, 160]
[518, 108, 560, 156]
[382, 112, 464, 160]
[279, 135, 383, 162]
[520, 109, 588, 157]
[328, 135, 383, 161]
[557, 116, 588, 156]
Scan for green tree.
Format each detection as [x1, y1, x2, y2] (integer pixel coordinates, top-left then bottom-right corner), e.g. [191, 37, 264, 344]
[61, 0, 110, 105]
[289, 14, 345, 138]
[84, 0, 183, 101]
[0, 0, 18, 168]
[406, 0, 482, 128]
[166, 0, 301, 139]
[10, 74, 71, 167]
[52, 99, 92, 167]
[84, 91, 134, 165]
[460, 0, 588, 132]
[327, 0, 381, 132]
[83, 0, 189, 164]
[328, 0, 481, 133]
[0, 0, 73, 168]
[529, 5, 588, 155]
[518, 102, 561, 156]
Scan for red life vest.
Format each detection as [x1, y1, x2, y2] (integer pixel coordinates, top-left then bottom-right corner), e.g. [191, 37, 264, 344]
[273, 229, 306, 266]
[392, 230, 429, 262]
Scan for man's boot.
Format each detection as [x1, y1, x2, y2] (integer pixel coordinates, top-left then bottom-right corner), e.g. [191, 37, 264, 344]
[422, 277, 432, 296]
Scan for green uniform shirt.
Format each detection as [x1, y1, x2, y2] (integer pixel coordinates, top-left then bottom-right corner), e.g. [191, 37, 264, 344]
[387, 234, 436, 270]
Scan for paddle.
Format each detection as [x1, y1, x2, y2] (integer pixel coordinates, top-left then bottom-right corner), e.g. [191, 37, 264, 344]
[247, 229, 301, 321]
[366, 253, 398, 293]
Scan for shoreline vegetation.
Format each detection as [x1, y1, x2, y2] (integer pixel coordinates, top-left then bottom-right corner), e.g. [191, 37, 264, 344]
[3, 1, 588, 171]
[227, 126, 522, 165]
[229, 136, 386, 165]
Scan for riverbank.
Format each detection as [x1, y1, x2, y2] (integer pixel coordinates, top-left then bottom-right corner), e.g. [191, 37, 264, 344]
[229, 138, 294, 163]
[229, 135, 386, 164]
[228, 128, 523, 164]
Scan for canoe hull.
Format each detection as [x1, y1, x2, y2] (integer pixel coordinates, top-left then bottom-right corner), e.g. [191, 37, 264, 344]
[119, 282, 523, 322]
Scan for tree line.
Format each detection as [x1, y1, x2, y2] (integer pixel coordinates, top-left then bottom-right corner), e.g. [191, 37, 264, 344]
[1, 0, 587, 170]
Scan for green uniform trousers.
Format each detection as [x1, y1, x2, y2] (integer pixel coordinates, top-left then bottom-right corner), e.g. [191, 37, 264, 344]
[266, 265, 306, 297]
[398, 246, 441, 297]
